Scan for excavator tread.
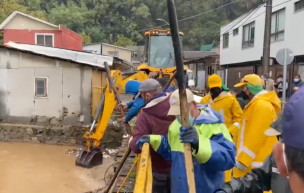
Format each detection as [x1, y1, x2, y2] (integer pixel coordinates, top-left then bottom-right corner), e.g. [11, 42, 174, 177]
[111, 147, 137, 193]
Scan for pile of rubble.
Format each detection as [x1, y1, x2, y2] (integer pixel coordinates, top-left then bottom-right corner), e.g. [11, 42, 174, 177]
[189, 87, 208, 97]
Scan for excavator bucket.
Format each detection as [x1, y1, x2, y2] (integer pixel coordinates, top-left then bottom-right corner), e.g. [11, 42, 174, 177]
[75, 147, 103, 168]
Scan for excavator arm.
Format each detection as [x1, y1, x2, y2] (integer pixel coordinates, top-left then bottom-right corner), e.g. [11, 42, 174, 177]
[76, 65, 149, 168]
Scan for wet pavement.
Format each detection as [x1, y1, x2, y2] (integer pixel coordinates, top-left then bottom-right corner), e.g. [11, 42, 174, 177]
[0, 142, 114, 193]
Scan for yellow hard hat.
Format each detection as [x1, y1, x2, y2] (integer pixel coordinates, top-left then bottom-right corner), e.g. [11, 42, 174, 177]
[208, 74, 222, 89]
[234, 74, 263, 88]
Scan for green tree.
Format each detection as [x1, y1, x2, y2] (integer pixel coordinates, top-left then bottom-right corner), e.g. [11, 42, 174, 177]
[80, 32, 91, 44]
[115, 35, 135, 47]
[47, 0, 87, 33]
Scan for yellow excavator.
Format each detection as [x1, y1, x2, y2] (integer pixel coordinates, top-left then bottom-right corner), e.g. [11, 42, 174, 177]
[75, 28, 193, 169]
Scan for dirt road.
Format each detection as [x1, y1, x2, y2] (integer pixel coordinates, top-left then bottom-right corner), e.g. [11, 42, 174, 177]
[0, 142, 114, 193]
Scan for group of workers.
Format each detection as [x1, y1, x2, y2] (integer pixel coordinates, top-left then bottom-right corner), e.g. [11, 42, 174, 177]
[118, 73, 304, 193]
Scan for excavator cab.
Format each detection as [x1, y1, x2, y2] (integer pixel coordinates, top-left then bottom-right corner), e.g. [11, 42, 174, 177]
[137, 30, 193, 86]
[144, 30, 182, 69]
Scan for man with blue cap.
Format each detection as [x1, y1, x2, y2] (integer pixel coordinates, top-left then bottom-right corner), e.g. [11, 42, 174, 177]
[273, 86, 304, 193]
[119, 80, 145, 123]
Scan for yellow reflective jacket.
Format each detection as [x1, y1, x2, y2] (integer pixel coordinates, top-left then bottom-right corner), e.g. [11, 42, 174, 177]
[201, 91, 242, 143]
[233, 91, 281, 178]
[200, 93, 212, 104]
[200, 91, 242, 182]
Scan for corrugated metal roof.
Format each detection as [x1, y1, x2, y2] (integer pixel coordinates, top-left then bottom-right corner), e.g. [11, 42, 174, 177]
[183, 51, 218, 60]
[83, 42, 135, 51]
[200, 43, 214, 51]
[4, 42, 113, 68]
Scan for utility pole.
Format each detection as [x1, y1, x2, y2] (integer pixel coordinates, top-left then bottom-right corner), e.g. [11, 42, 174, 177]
[262, 0, 273, 75]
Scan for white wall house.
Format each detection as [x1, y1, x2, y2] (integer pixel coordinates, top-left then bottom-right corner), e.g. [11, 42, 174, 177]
[220, 0, 304, 66]
[0, 42, 114, 126]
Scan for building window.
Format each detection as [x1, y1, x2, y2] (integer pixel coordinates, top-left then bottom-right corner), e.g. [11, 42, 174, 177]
[233, 28, 239, 36]
[242, 22, 255, 49]
[271, 9, 285, 42]
[207, 66, 214, 75]
[107, 51, 119, 57]
[35, 34, 54, 47]
[35, 78, 47, 97]
[295, 0, 304, 12]
[223, 33, 229, 48]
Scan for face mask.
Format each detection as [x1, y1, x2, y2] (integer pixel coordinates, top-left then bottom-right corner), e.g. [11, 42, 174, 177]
[241, 90, 249, 100]
[176, 113, 195, 126]
[210, 88, 222, 100]
[294, 79, 299, 82]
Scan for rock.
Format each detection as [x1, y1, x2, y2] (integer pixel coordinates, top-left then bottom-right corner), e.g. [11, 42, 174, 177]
[31, 137, 40, 143]
[69, 138, 77, 144]
[23, 135, 31, 142]
[45, 138, 59, 145]
[26, 128, 33, 135]
[32, 128, 38, 135]
[55, 129, 63, 136]
[2, 126, 11, 132]
[0, 124, 112, 147]
[76, 139, 84, 145]
[38, 135, 48, 143]
[45, 129, 56, 137]
[11, 127, 20, 132]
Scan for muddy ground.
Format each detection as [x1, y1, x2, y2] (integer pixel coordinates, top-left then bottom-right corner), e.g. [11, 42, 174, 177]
[0, 142, 114, 193]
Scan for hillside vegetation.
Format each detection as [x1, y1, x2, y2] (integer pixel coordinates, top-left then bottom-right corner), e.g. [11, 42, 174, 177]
[0, 0, 263, 49]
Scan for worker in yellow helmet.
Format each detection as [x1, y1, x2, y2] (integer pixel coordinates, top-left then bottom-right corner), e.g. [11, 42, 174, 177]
[233, 74, 281, 179]
[200, 74, 242, 184]
[200, 74, 242, 143]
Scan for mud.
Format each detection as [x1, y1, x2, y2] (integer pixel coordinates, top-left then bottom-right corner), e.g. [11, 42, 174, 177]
[0, 142, 114, 193]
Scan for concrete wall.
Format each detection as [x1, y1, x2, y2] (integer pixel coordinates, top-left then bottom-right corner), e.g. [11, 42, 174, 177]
[220, 0, 304, 65]
[0, 48, 92, 126]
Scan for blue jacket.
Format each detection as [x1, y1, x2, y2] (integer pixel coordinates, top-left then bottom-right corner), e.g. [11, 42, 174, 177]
[124, 80, 145, 122]
[164, 85, 176, 93]
[292, 80, 303, 95]
[149, 105, 236, 193]
[125, 98, 145, 122]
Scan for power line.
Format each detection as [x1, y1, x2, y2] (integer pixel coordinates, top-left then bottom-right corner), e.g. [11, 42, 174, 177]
[219, 0, 291, 44]
[222, 4, 263, 34]
[243, 0, 291, 25]
[138, 0, 241, 32]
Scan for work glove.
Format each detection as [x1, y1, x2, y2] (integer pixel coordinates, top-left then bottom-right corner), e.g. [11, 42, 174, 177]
[235, 161, 247, 171]
[135, 135, 150, 150]
[179, 126, 199, 151]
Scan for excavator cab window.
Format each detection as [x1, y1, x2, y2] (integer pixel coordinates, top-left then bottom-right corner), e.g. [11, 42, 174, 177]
[148, 36, 175, 69]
